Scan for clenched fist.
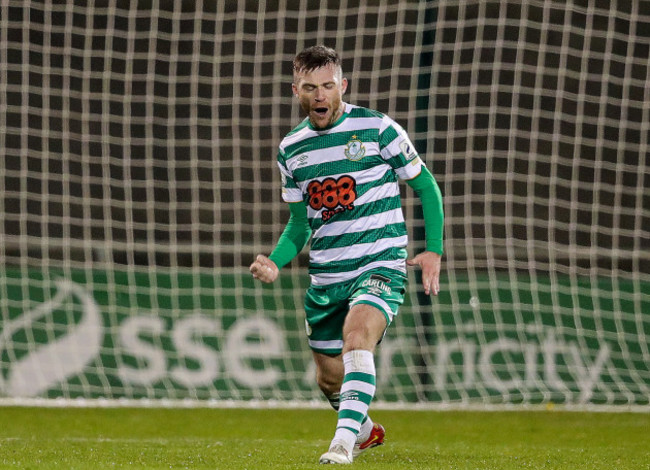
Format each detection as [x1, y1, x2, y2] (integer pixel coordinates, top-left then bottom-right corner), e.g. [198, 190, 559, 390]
[249, 254, 279, 283]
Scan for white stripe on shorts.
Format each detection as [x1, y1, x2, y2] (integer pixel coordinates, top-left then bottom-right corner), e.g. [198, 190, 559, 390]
[308, 339, 344, 351]
[350, 294, 395, 321]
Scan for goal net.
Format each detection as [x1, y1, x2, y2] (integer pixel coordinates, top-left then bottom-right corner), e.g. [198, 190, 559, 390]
[1, 1, 648, 407]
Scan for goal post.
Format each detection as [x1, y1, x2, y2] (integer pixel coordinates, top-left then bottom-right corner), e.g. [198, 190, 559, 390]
[1, 1, 649, 407]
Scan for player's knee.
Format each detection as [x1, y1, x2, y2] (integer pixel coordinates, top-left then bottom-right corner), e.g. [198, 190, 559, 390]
[343, 328, 375, 353]
[343, 305, 387, 353]
[316, 371, 341, 396]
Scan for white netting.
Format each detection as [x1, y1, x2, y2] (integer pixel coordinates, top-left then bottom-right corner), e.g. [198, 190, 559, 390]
[1, 0, 648, 406]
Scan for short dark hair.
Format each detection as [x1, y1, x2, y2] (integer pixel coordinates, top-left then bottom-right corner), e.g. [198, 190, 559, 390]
[293, 45, 341, 75]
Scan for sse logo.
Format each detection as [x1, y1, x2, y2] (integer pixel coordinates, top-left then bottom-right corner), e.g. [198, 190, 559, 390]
[307, 175, 357, 221]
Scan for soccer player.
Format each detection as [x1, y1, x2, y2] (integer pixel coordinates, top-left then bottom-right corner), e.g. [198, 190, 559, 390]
[250, 45, 444, 464]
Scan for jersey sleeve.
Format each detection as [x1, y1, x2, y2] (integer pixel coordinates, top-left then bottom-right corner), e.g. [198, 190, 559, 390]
[378, 115, 423, 180]
[406, 166, 444, 255]
[277, 149, 303, 203]
[268, 201, 311, 269]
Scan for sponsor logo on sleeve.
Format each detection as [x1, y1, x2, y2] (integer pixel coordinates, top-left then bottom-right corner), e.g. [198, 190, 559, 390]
[399, 140, 417, 160]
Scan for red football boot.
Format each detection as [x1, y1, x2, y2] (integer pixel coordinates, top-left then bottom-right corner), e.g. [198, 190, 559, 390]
[353, 423, 385, 458]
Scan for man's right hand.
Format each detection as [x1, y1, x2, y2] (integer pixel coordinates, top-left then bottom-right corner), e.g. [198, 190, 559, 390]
[249, 254, 279, 283]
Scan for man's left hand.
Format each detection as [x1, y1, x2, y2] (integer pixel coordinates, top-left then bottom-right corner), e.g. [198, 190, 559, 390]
[406, 251, 442, 296]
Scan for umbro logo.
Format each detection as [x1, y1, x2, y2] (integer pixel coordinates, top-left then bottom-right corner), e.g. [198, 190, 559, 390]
[296, 154, 309, 166]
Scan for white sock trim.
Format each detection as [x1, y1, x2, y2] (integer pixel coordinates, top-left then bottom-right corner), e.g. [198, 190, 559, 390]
[332, 428, 357, 455]
[343, 349, 375, 375]
[356, 416, 374, 443]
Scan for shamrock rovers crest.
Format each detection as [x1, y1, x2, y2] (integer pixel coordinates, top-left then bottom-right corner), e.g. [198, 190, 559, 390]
[344, 135, 366, 161]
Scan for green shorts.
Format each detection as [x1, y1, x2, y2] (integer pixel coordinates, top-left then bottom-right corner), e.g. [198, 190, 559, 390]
[303, 268, 408, 355]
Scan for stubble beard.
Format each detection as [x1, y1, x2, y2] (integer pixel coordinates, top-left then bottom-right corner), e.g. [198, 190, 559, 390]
[302, 98, 344, 129]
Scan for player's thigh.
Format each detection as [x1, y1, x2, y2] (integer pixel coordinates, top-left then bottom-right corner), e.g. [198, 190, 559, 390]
[342, 303, 388, 353]
[304, 284, 348, 355]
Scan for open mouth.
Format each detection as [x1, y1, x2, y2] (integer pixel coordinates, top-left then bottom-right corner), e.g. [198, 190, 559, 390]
[313, 107, 329, 117]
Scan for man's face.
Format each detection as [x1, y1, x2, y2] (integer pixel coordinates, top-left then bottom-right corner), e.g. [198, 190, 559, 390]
[292, 64, 348, 129]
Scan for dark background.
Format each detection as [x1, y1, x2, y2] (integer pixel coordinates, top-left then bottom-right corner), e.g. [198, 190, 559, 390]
[2, 0, 649, 276]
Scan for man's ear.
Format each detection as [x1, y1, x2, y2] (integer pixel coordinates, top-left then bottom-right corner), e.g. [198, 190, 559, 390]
[341, 77, 348, 94]
[291, 83, 298, 96]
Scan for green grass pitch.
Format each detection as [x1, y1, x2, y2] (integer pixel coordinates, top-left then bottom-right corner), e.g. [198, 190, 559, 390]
[0, 407, 648, 469]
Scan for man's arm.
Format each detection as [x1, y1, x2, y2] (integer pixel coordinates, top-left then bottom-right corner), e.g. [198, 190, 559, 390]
[250, 201, 311, 283]
[405, 166, 444, 295]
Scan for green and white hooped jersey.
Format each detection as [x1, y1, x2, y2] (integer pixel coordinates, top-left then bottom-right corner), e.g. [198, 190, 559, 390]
[277, 103, 423, 286]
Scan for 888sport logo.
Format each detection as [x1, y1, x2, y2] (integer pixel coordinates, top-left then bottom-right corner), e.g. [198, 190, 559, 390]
[307, 175, 357, 221]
